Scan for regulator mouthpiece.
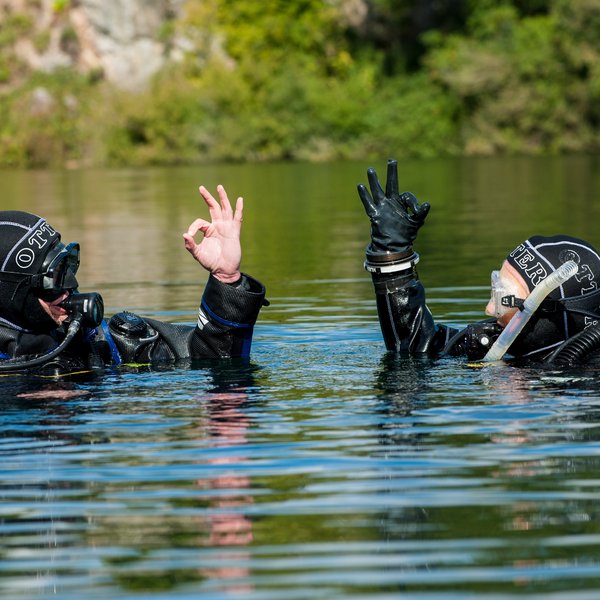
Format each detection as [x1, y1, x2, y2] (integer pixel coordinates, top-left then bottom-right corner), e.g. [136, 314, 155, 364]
[60, 292, 104, 327]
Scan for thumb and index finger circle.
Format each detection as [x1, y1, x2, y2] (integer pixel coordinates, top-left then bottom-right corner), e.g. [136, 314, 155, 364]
[416, 202, 431, 221]
[398, 192, 431, 223]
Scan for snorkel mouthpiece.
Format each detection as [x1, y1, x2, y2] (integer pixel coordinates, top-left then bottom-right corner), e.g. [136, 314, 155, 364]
[482, 260, 579, 362]
[60, 292, 104, 327]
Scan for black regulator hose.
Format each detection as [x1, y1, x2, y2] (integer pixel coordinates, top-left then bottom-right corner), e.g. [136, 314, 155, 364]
[0, 314, 83, 372]
[0, 292, 104, 373]
[546, 323, 600, 367]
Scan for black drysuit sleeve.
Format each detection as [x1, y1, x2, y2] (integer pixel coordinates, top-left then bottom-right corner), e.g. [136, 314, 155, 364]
[370, 268, 502, 360]
[104, 273, 267, 364]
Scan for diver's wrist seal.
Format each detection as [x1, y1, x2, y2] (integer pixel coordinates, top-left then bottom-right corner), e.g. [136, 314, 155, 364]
[364, 249, 419, 274]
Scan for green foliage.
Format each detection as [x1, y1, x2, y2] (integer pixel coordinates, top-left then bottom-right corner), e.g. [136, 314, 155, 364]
[60, 25, 79, 56]
[359, 74, 461, 158]
[425, 0, 600, 154]
[52, 0, 70, 14]
[0, 0, 597, 167]
[101, 70, 209, 166]
[158, 19, 177, 44]
[350, 0, 471, 73]
[213, 0, 345, 70]
[0, 56, 11, 84]
[0, 12, 34, 47]
[33, 30, 51, 53]
[0, 70, 96, 168]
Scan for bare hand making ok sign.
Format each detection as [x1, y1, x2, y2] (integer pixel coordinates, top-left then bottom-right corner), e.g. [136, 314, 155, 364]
[183, 184, 243, 284]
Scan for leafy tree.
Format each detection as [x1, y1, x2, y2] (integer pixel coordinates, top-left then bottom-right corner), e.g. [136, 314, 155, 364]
[0, 0, 597, 166]
[424, 0, 599, 154]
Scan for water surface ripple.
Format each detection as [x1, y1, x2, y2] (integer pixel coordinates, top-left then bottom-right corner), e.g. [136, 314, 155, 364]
[2, 157, 600, 598]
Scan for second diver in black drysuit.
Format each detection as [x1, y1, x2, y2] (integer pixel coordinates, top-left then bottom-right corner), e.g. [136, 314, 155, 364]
[358, 160, 600, 366]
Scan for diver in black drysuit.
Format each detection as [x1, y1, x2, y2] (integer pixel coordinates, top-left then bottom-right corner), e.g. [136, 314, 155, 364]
[0, 184, 267, 375]
[358, 160, 600, 366]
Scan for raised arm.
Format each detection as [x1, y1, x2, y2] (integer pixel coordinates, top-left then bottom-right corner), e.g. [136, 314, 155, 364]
[179, 184, 266, 359]
[358, 160, 440, 354]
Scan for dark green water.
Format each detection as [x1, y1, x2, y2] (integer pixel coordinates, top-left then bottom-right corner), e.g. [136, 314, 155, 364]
[1, 155, 600, 599]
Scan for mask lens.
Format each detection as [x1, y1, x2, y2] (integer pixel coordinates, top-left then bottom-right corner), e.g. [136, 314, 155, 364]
[490, 269, 524, 318]
[490, 270, 504, 318]
[42, 242, 80, 292]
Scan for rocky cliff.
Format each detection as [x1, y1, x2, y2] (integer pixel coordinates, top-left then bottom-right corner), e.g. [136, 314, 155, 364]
[1, 0, 186, 90]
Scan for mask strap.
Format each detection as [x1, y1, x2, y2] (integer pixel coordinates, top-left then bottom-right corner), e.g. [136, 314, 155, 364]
[7, 276, 32, 302]
[559, 288, 600, 321]
[0, 271, 31, 283]
[500, 295, 525, 310]
[562, 306, 600, 322]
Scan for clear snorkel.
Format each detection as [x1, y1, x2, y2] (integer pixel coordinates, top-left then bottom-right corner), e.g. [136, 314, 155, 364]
[482, 260, 579, 362]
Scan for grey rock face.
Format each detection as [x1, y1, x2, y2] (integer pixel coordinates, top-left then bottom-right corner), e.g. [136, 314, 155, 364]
[76, 0, 185, 90]
[5, 0, 186, 90]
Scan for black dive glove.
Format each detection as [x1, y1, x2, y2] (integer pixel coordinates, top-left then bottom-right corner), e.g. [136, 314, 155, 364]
[358, 159, 430, 257]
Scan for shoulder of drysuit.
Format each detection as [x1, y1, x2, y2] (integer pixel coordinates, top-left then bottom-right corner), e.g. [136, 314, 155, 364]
[425, 320, 498, 358]
[0, 322, 58, 358]
[0, 323, 98, 376]
[432, 323, 461, 351]
[430, 319, 508, 360]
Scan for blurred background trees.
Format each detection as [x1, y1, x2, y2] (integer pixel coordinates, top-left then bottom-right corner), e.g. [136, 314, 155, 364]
[0, 0, 598, 167]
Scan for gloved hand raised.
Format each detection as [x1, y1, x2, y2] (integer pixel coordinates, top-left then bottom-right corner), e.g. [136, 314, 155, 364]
[358, 159, 430, 256]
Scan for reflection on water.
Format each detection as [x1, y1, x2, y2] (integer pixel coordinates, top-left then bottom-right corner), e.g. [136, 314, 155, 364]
[1, 156, 600, 598]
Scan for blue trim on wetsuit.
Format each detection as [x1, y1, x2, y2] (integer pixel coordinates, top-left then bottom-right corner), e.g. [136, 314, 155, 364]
[83, 327, 98, 342]
[201, 299, 253, 329]
[100, 319, 122, 365]
[240, 328, 253, 358]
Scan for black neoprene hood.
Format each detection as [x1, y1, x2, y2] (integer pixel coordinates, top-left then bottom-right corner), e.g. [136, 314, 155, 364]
[0, 211, 62, 331]
[506, 235, 600, 299]
[505, 235, 600, 358]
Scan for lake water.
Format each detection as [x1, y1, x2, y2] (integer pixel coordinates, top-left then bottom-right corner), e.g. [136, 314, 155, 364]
[1, 155, 600, 599]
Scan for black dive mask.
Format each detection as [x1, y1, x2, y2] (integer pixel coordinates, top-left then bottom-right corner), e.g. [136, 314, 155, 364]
[33, 241, 80, 300]
[0, 240, 80, 300]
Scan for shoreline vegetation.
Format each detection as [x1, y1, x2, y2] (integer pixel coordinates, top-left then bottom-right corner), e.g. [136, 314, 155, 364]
[0, 0, 598, 169]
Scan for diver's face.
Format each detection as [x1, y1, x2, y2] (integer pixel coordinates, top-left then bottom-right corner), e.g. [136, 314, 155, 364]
[34, 240, 80, 326]
[485, 261, 530, 328]
[38, 292, 70, 325]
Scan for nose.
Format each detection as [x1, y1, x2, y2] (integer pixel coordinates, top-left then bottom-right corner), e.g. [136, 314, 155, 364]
[485, 298, 495, 318]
